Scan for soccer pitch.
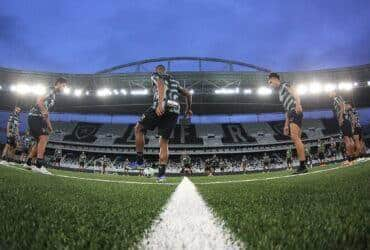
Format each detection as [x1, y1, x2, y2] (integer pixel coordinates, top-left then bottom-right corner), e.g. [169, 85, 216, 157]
[0, 162, 369, 249]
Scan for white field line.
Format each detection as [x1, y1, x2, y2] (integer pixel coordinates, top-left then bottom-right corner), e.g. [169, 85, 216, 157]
[0, 164, 178, 186]
[194, 163, 366, 185]
[139, 177, 242, 250]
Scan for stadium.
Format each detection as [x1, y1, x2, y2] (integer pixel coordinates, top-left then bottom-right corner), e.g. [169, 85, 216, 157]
[1, 1, 370, 249]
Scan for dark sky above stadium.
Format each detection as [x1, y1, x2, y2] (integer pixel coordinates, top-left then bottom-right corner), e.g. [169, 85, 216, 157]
[0, 0, 369, 73]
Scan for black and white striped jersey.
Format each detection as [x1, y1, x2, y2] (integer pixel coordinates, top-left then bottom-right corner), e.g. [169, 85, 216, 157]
[151, 72, 184, 114]
[7, 111, 20, 136]
[332, 95, 348, 120]
[348, 107, 361, 128]
[278, 82, 296, 112]
[29, 89, 56, 117]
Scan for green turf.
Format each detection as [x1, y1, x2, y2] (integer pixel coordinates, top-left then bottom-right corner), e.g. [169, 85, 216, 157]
[196, 162, 370, 249]
[0, 166, 176, 249]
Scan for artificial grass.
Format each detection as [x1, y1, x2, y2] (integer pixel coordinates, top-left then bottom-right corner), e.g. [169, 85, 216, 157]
[0, 166, 176, 249]
[196, 162, 370, 249]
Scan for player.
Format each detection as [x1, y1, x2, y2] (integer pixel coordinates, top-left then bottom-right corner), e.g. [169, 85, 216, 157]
[134, 65, 192, 182]
[1, 106, 21, 163]
[305, 145, 313, 168]
[286, 147, 293, 170]
[101, 155, 110, 174]
[329, 137, 337, 161]
[241, 155, 248, 173]
[53, 148, 63, 168]
[204, 158, 213, 176]
[262, 153, 270, 172]
[317, 139, 326, 166]
[79, 151, 87, 169]
[20, 132, 33, 163]
[25, 77, 67, 174]
[346, 103, 364, 158]
[181, 153, 192, 176]
[329, 91, 355, 165]
[268, 73, 307, 174]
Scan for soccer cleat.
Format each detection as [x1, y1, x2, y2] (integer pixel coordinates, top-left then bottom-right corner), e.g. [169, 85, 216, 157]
[32, 166, 52, 175]
[292, 167, 308, 175]
[0, 160, 9, 165]
[130, 161, 144, 169]
[156, 176, 166, 183]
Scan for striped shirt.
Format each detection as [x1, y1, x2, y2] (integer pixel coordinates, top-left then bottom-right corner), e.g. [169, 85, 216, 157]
[151, 72, 183, 114]
[29, 89, 56, 117]
[7, 111, 20, 136]
[332, 95, 347, 120]
[278, 82, 296, 112]
[348, 107, 361, 128]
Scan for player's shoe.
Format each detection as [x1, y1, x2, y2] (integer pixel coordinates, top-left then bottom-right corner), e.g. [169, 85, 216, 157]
[156, 176, 166, 183]
[0, 160, 8, 165]
[130, 161, 144, 169]
[32, 166, 52, 175]
[292, 166, 308, 175]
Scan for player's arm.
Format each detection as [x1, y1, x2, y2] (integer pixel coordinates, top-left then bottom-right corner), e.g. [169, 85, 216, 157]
[179, 87, 193, 117]
[151, 74, 165, 116]
[287, 85, 302, 113]
[37, 95, 53, 132]
[284, 112, 289, 136]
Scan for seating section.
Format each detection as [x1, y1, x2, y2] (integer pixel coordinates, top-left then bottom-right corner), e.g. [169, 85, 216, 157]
[49, 118, 341, 146]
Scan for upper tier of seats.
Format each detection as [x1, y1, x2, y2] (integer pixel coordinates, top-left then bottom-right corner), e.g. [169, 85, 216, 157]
[48, 119, 339, 146]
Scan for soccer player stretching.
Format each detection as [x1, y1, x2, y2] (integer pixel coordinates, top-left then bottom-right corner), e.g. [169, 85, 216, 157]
[134, 65, 192, 182]
[268, 73, 307, 174]
[329, 91, 355, 165]
[25, 78, 67, 174]
[1, 106, 21, 163]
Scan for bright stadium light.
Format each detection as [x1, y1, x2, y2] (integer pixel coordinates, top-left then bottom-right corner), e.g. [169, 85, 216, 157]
[189, 89, 194, 95]
[113, 89, 119, 95]
[324, 83, 337, 92]
[368, 81, 370, 86]
[120, 89, 127, 95]
[85, 91, 90, 96]
[0, 85, 2, 90]
[338, 82, 353, 91]
[10, 84, 17, 92]
[214, 88, 239, 95]
[309, 82, 322, 94]
[74, 89, 83, 97]
[243, 88, 252, 94]
[353, 82, 358, 87]
[33, 84, 47, 95]
[257, 86, 272, 96]
[131, 89, 148, 95]
[97, 88, 112, 97]
[296, 84, 308, 95]
[63, 87, 71, 95]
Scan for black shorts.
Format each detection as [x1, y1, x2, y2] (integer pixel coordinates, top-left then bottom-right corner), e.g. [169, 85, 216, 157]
[287, 158, 292, 164]
[7, 136, 17, 148]
[55, 157, 62, 162]
[319, 152, 325, 159]
[79, 162, 85, 167]
[288, 110, 303, 128]
[28, 116, 49, 139]
[340, 119, 353, 137]
[139, 108, 178, 140]
[22, 147, 29, 153]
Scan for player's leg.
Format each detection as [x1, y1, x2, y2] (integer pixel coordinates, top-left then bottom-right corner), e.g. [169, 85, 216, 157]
[157, 112, 177, 181]
[135, 108, 158, 166]
[36, 135, 48, 168]
[158, 137, 169, 179]
[1, 144, 9, 161]
[353, 134, 361, 158]
[290, 123, 307, 172]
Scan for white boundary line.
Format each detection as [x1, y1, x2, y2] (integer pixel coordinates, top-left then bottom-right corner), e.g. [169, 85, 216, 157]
[139, 177, 241, 250]
[0, 164, 179, 186]
[2, 160, 367, 186]
[194, 163, 366, 185]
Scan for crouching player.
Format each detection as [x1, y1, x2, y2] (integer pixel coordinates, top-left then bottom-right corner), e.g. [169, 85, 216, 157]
[268, 73, 307, 174]
[25, 77, 67, 174]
